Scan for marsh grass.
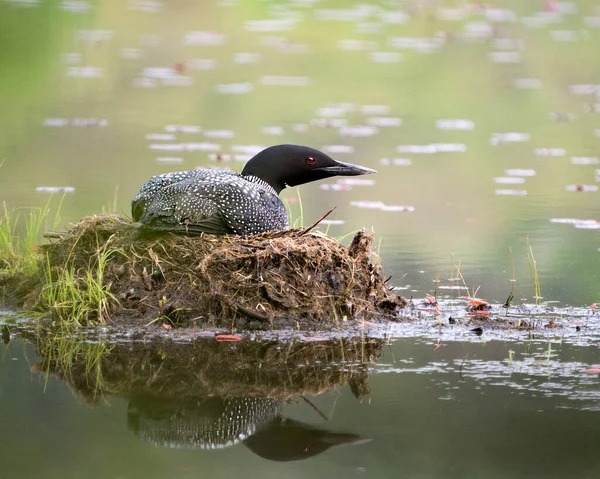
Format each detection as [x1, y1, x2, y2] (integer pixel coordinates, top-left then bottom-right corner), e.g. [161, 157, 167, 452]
[285, 188, 304, 229]
[526, 236, 542, 304]
[0, 196, 64, 276]
[38, 241, 124, 325]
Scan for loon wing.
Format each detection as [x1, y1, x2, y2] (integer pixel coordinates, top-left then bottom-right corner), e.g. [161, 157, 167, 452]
[167, 214, 234, 236]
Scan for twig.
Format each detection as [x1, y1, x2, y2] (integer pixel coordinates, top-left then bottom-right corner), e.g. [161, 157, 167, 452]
[299, 207, 337, 236]
[302, 395, 329, 421]
[233, 303, 270, 322]
[43, 232, 64, 239]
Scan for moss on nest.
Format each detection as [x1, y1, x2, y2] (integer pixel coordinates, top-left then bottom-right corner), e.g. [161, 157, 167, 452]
[5, 215, 406, 330]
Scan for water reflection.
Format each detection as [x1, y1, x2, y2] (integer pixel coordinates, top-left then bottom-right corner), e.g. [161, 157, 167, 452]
[30, 332, 378, 460]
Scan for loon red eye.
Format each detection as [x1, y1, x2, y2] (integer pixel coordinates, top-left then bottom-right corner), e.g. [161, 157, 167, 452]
[305, 157, 315, 165]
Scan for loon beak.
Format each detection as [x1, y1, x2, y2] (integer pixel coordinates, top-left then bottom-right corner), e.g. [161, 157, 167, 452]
[316, 161, 377, 176]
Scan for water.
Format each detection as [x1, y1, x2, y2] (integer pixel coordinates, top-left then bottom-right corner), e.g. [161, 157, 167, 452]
[2, 326, 600, 478]
[1, 1, 600, 477]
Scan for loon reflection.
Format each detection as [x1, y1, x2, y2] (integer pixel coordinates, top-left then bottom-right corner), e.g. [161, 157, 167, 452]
[127, 394, 369, 461]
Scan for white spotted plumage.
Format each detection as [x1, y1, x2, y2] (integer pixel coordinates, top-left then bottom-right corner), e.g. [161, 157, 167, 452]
[131, 169, 289, 235]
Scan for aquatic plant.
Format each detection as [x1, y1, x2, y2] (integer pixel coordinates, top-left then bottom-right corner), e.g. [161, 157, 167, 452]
[526, 236, 542, 304]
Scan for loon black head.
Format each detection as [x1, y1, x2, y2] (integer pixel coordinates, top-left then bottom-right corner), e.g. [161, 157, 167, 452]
[241, 144, 376, 194]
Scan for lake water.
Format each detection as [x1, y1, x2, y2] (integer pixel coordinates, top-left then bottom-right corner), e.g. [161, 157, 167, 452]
[1, 1, 599, 477]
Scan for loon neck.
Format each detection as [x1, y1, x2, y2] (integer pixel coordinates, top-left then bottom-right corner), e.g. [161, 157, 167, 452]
[243, 174, 282, 195]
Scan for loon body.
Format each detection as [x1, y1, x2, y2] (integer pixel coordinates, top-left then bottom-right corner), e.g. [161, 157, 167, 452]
[131, 144, 375, 235]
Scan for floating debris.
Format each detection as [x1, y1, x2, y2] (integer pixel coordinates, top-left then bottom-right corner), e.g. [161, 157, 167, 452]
[355, 22, 382, 34]
[380, 158, 411, 166]
[261, 126, 284, 135]
[76, 29, 113, 43]
[368, 52, 402, 63]
[164, 125, 201, 134]
[495, 189, 528, 196]
[380, 205, 415, 212]
[35, 186, 75, 194]
[230, 145, 265, 155]
[550, 112, 574, 122]
[570, 157, 599, 165]
[162, 76, 193, 87]
[505, 168, 536, 176]
[566, 185, 598, 192]
[183, 31, 225, 46]
[350, 201, 385, 209]
[389, 37, 442, 53]
[127, 0, 162, 13]
[494, 177, 526, 184]
[436, 119, 475, 130]
[521, 12, 563, 29]
[208, 153, 251, 163]
[233, 52, 261, 64]
[149, 142, 220, 152]
[339, 126, 378, 137]
[367, 117, 402, 127]
[319, 184, 351, 192]
[204, 130, 235, 139]
[317, 105, 350, 117]
[535, 148, 566, 156]
[514, 78, 542, 89]
[244, 19, 297, 32]
[361, 105, 390, 115]
[489, 51, 521, 63]
[436, 7, 468, 21]
[43, 118, 108, 127]
[66, 67, 103, 78]
[550, 218, 600, 228]
[492, 38, 524, 50]
[121, 48, 142, 59]
[396, 144, 466, 154]
[550, 30, 580, 42]
[322, 145, 354, 154]
[187, 59, 217, 70]
[316, 7, 374, 22]
[311, 118, 347, 128]
[350, 201, 414, 212]
[337, 178, 375, 186]
[292, 123, 309, 133]
[59, 0, 91, 13]
[133, 78, 157, 88]
[215, 83, 253, 94]
[490, 133, 530, 145]
[570, 84, 600, 95]
[585, 16, 600, 28]
[145, 133, 176, 141]
[483, 7, 518, 23]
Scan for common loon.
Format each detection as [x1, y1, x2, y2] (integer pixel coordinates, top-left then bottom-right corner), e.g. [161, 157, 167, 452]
[131, 144, 376, 235]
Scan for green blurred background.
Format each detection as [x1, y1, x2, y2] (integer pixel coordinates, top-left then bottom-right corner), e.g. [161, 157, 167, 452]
[1, 0, 599, 303]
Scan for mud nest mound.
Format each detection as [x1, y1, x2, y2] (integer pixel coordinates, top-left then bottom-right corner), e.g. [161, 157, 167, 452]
[19, 215, 406, 330]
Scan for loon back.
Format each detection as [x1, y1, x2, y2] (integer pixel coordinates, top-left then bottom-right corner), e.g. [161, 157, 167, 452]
[131, 144, 376, 235]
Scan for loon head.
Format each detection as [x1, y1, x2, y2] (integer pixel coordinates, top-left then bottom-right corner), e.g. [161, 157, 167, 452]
[241, 144, 376, 194]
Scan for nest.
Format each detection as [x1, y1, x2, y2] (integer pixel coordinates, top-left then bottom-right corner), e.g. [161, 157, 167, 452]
[15, 215, 406, 330]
